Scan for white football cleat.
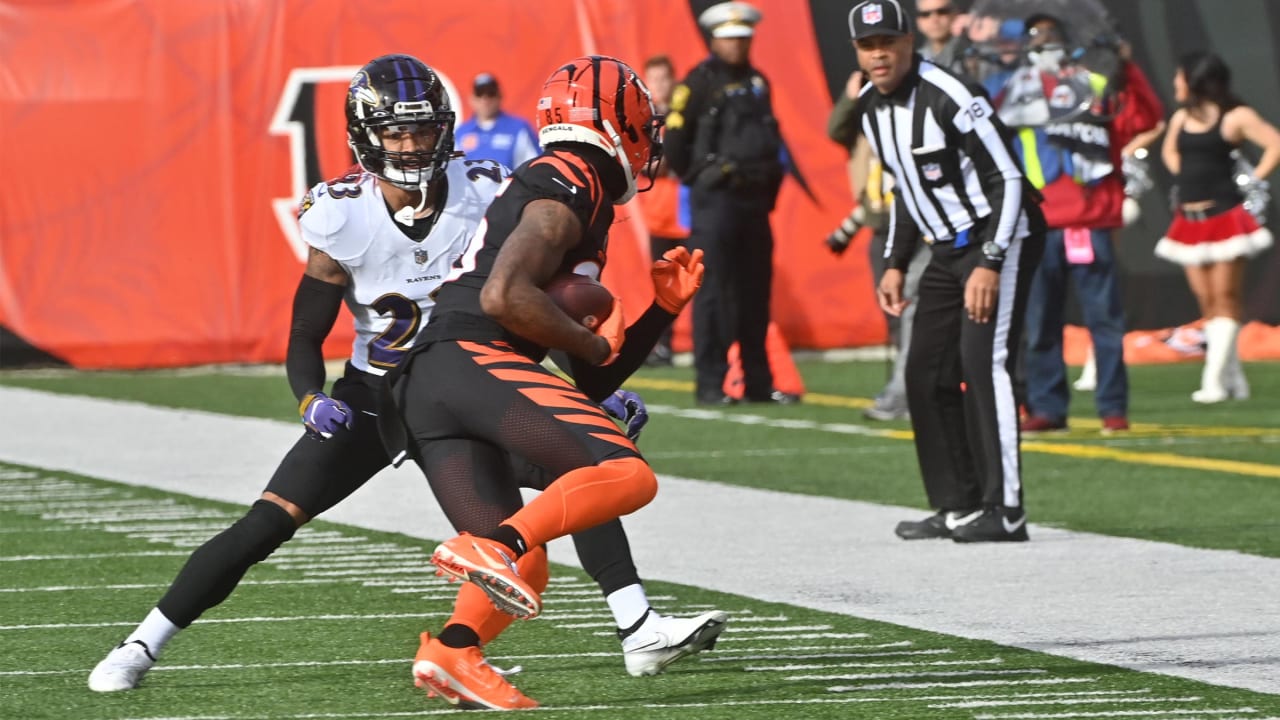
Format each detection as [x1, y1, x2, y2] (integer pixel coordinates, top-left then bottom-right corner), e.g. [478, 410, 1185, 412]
[88, 640, 156, 692]
[622, 610, 728, 677]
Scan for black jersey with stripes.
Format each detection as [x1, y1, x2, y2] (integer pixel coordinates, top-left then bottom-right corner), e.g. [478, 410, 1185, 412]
[420, 144, 625, 360]
[857, 55, 1042, 271]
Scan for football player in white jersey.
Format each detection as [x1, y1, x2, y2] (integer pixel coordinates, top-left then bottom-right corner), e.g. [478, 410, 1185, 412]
[89, 54, 724, 695]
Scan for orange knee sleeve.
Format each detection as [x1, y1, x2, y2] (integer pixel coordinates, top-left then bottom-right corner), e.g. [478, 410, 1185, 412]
[504, 457, 657, 548]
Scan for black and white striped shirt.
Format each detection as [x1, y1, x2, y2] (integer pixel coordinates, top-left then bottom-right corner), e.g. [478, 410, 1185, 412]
[858, 56, 1035, 270]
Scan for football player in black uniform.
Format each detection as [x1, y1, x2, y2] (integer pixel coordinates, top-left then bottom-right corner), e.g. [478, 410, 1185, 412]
[385, 56, 707, 710]
[88, 54, 720, 698]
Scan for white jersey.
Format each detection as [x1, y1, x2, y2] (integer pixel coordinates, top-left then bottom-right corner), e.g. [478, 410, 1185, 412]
[298, 159, 505, 375]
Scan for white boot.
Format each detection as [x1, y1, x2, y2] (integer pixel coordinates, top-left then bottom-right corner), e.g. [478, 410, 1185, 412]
[1073, 346, 1097, 392]
[1191, 317, 1237, 404]
[1225, 330, 1250, 400]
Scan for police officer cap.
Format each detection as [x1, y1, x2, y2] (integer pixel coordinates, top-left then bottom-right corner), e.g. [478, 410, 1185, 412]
[698, 2, 763, 39]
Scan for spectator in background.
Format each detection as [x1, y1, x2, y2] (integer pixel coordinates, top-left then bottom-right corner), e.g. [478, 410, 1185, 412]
[1156, 51, 1279, 403]
[915, 0, 968, 73]
[454, 73, 539, 169]
[826, 68, 928, 421]
[665, 1, 796, 405]
[636, 54, 690, 367]
[1015, 16, 1164, 435]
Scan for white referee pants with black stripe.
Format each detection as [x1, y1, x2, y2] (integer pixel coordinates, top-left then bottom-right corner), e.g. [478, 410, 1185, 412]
[904, 227, 1045, 511]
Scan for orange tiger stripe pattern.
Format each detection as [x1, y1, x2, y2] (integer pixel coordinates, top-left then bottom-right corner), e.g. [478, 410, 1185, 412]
[460, 342, 631, 447]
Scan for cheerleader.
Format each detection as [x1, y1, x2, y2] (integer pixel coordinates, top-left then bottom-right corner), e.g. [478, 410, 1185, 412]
[1157, 51, 1280, 403]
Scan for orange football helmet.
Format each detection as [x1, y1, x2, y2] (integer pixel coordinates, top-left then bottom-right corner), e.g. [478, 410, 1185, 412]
[536, 55, 663, 204]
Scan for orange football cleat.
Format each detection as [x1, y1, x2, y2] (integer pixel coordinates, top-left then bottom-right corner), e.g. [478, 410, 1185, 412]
[430, 534, 542, 619]
[411, 633, 538, 710]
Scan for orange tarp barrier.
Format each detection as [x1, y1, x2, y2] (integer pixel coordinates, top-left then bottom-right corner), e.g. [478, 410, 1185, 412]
[0, 0, 873, 368]
[1064, 321, 1280, 365]
[1, 1, 1275, 368]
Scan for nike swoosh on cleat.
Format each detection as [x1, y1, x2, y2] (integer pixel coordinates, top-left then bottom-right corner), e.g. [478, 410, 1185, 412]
[552, 178, 578, 194]
[945, 510, 983, 530]
[1002, 515, 1027, 533]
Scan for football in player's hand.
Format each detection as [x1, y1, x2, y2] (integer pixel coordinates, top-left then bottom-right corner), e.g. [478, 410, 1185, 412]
[544, 273, 614, 329]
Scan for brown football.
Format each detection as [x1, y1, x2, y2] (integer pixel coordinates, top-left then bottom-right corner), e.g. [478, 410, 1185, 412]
[544, 273, 614, 328]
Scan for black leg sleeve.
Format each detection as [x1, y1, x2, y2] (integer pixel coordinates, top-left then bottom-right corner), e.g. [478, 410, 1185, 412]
[571, 519, 641, 596]
[156, 500, 298, 628]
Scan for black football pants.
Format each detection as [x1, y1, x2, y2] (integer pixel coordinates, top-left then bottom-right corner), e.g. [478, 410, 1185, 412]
[904, 228, 1044, 511]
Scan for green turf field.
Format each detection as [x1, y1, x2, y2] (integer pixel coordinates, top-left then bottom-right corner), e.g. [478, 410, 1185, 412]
[4, 359, 1277, 555]
[0, 360, 1277, 718]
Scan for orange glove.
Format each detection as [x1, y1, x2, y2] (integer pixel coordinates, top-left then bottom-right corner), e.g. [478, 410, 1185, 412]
[594, 296, 626, 365]
[651, 247, 705, 314]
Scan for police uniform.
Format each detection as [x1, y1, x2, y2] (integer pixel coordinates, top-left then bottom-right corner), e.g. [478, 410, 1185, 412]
[663, 2, 787, 404]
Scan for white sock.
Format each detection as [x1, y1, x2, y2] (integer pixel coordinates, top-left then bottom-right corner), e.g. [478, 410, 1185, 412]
[124, 608, 180, 657]
[606, 583, 654, 631]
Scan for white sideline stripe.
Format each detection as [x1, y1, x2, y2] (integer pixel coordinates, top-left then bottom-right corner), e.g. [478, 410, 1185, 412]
[644, 445, 903, 459]
[936, 696, 1203, 708]
[0, 490, 116, 501]
[790, 667, 1046, 681]
[298, 567, 428, 577]
[0, 578, 362, 593]
[270, 561, 431, 571]
[0, 612, 446, 631]
[37, 510, 228, 521]
[973, 710, 1259, 719]
[551, 611, 793, 622]
[833, 677, 1098, 691]
[1, 386, 1278, 694]
[702, 645, 937, 662]
[576, 622, 828, 632]
[750, 657, 1004, 672]
[107, 523, 235, 533]
[0, 551, 191, 562]
[273, 545, 406, 556]
[110, 693, 1211, 720]
[714, 632, 872, 642]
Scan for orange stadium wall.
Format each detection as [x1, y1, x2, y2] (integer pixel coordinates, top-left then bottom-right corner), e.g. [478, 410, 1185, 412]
[2, 0, 1278, 369]
[0, 0, 876, 369]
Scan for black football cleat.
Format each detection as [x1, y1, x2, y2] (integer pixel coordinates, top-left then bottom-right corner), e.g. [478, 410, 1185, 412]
[951, 506, 1029, 543]
[894, 509, 982, 540]
[696, 391, 737, 406]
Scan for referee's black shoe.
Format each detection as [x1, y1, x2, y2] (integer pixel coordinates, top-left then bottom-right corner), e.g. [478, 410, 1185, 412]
[951, 506, 1029, 543]
[894, 509, 981, 540]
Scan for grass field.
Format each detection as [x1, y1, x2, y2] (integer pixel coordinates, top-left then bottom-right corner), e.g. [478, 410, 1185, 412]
[0, 359, 1277, 719]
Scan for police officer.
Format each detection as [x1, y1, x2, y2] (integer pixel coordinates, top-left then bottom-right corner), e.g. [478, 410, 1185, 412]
[850, 0, 1046, 542]
[664, 1, 794, 405]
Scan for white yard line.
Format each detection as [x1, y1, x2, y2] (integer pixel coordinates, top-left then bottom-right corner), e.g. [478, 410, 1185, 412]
[0, 387, 1277, 695]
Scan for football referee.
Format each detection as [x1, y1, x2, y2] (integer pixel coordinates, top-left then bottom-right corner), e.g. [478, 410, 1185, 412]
[849, 0, 1046, 542]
